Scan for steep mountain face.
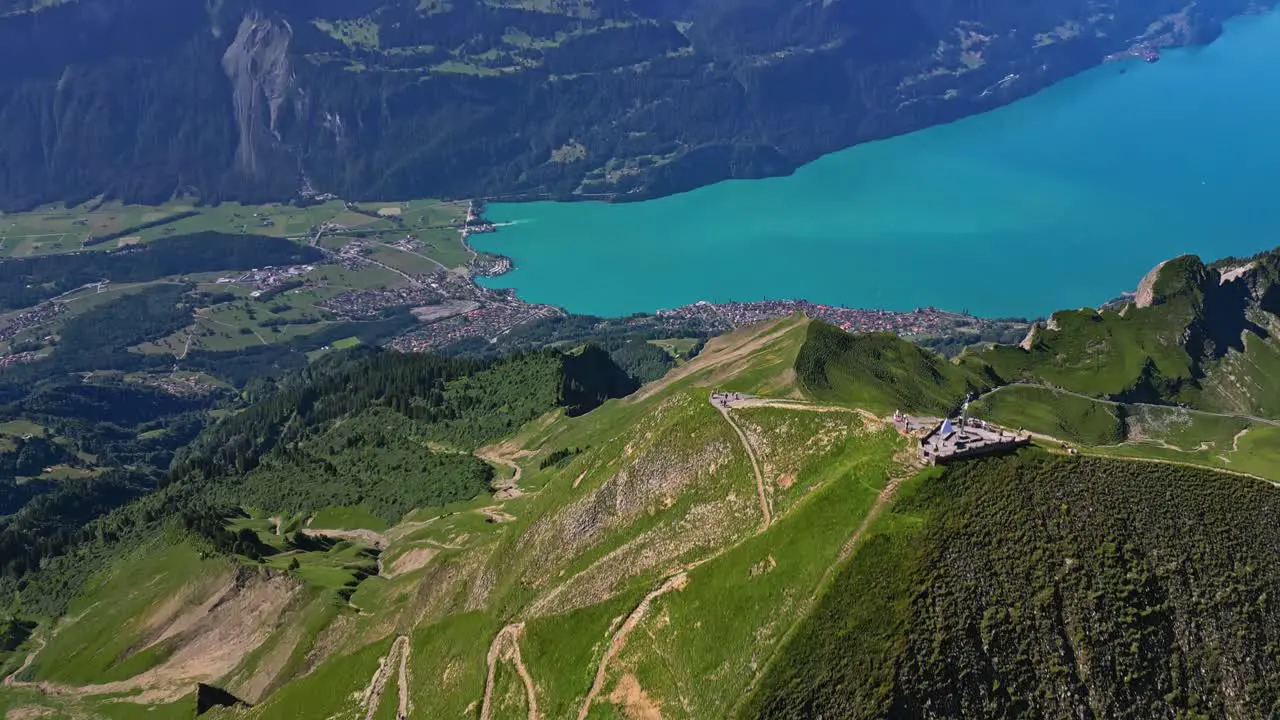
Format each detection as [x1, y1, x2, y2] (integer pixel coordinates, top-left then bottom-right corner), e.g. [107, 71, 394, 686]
[0, 0, 1272, 209]
[221, 11, 298, 184]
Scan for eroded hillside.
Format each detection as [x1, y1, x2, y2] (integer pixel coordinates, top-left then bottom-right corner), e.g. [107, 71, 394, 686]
[6, 304, 1280, 719]
[1, 315, 915, 717]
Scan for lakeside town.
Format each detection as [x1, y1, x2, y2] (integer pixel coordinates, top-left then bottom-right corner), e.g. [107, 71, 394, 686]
[0, 197, 1031, 383]
[381, 203, 1027, 352]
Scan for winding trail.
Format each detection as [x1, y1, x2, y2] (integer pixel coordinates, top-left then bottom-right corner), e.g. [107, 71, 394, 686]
[302, 524, 389, 576]
[302, 526, 388, 549]
[575, 572, 689, 720]
[569, 393, 897, 717]
[475, 443, 528, 501]
[712, 399, 772, 530]
[2, 636, 45, 686]
[1232, 427, 1250, 453]
[475, 447, 523, 485]
[480, 624, 539, 720]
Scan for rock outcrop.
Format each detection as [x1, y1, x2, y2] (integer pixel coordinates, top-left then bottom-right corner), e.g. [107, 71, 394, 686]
[222, 11, 296, 182]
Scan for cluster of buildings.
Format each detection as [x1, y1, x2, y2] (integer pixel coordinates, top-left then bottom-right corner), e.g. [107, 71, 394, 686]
[1106, 42, 1161, 63]
[0, 350, 40, 369]
[895, 402, 1032, 466]
[0, 302, 63, 344]
[654, 300, 979, 337]
[320, 285, 445, 320]
[390, 300, 560, 352]
[469, 254, 512, 278]
[214, 264, 316, 294]
[333, 239, 373, 270]
[144, 374, 220, 397]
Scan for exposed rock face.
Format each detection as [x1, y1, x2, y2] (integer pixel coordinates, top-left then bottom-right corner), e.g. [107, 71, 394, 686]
[1134, 260, 1170, 308]
[221, 12, 295, 181]
[1018, 322, 1039, 350]
[1219, 261, 1256, 284]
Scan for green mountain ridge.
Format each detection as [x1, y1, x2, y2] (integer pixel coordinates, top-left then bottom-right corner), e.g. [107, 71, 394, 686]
[6, 252, 1280, 718]
[981, 250, 1280, 418]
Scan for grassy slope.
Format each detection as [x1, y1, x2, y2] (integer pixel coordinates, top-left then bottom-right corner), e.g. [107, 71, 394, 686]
[971, 385, 1125, 445]
[220, 315, 908, 717]
[970, 384, 1280, 481]
[22, 311, 1280, 717]
[981, 257, 1207, 398]
[982, 304, 1198, 398]
[795, 321, 997, 415]
[29, 539, 233, 684]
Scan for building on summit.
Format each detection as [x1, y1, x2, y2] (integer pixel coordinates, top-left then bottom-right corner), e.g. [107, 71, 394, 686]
[917, 396, 1031, 465]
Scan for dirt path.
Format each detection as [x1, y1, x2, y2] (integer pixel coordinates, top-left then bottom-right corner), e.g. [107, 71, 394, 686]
[719, 395, 888, 431]
[303, 525, 390, 576]
[480, 624, 539, 720]
[973, 383, 1280, 429]
[397, 635, 412, 719]
[631, 318, 803, 403]
[1232, 427, 1250, 453]
[304, 526, 388, 549]
[2, 636, 45, 686]
[365, 256, 422, 287]
[721, 397, 851, 413]
[475, 443, 529, 500]
[476, 451, 522, 485]
[713, 401, 772, 530]
[373, 239, 448, 272]
[363, 635, 408, 720]
[576, 572, 688, 720]
[199, 314, 268, 346]
[1077, 448, 1273, 484]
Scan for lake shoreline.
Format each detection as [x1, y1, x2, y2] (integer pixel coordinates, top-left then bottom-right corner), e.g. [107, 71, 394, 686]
[472, 8, 1280, 320]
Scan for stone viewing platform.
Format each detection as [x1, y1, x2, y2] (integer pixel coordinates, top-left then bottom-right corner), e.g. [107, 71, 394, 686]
[917, 415, 1031, 465]
[894, 394, 1032, 465]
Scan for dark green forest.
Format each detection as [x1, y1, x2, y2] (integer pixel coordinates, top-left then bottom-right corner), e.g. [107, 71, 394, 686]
[747, 452, 1280, 719]
[443, 312, 708, 384]
[0, 342, 637, 614]
[0, 0, 1257, 209]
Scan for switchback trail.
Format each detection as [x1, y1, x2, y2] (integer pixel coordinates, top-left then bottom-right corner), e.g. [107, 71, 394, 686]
[480, 624, 538, 720]
[576, 572, 689, 720]
[712, 399, 772, 530]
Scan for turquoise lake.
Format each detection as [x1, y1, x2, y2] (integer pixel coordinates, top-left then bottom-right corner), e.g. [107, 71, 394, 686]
[475, 11, 1280, 319]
